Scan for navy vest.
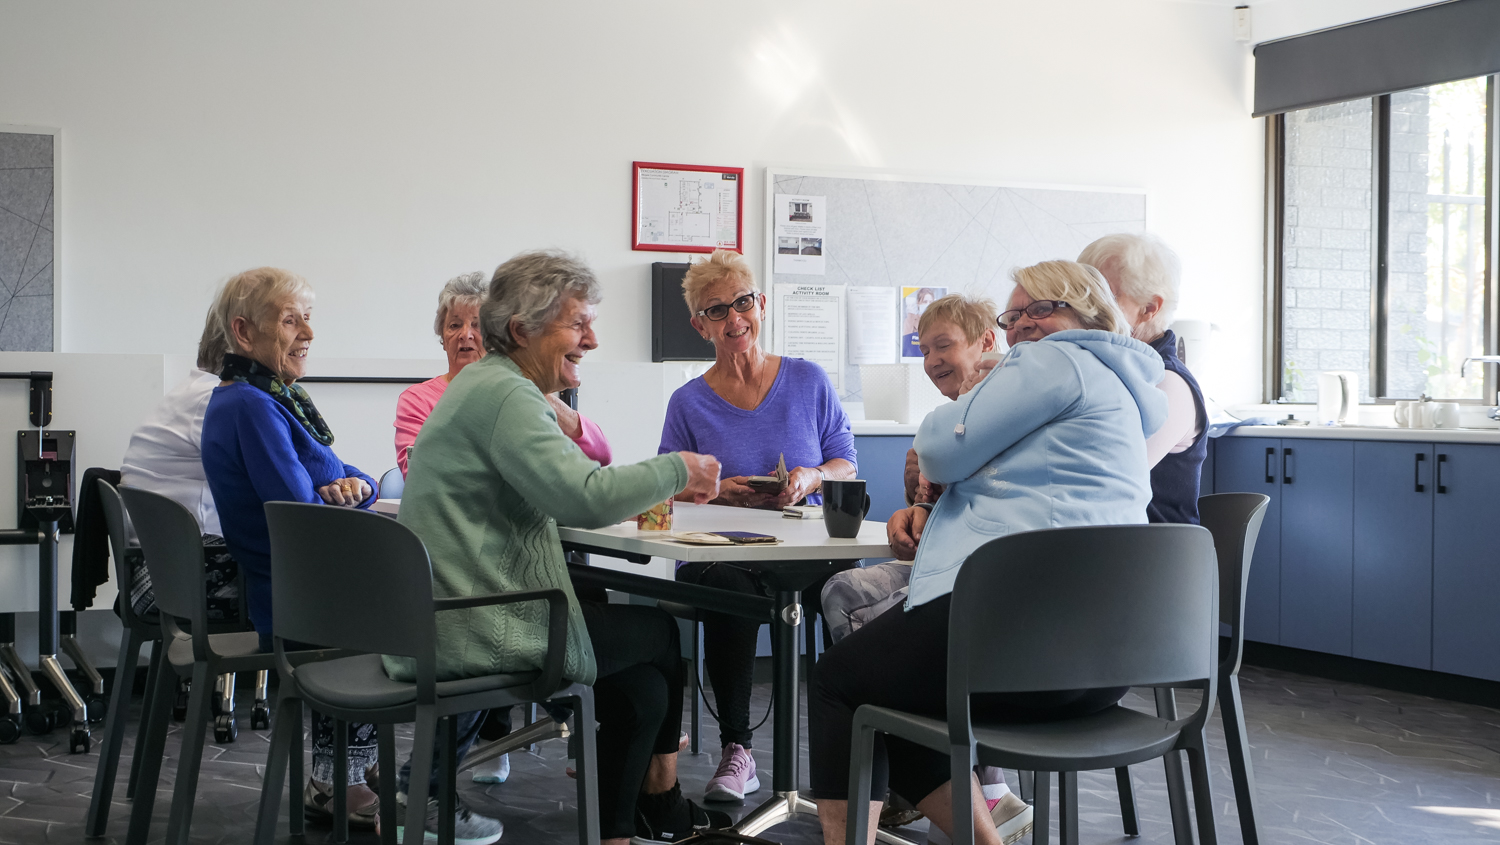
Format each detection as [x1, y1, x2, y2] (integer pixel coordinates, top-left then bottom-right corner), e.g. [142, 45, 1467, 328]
[1146, 330, 1208, 525]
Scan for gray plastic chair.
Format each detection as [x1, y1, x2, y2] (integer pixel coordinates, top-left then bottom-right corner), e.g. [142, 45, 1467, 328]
[1113, 493, 1270, 845]
[118, 486, 329, 845]
[846, 524, 1220, 845]
[378, 467, 404, 501]
[254, 502, 599, 845]
[85, 479, 166, 837]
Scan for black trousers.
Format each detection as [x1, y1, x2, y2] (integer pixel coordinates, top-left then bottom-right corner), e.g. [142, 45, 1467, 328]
[580, 601, 685, 839]
[675, 562, 836, 751]
[808, 594, 1125, 804]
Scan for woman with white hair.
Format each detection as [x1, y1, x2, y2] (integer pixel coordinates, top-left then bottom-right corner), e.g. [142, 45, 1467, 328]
[1078, 233, 1207, 525]
[199, 267, 384, 831]
[394, 271, 611, 478]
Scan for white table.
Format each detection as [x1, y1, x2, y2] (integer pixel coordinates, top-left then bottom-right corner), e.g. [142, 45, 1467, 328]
[374, 499, 894, 839]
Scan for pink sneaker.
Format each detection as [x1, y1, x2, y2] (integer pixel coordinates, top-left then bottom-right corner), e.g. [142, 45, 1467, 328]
[703, 743, 761, 803]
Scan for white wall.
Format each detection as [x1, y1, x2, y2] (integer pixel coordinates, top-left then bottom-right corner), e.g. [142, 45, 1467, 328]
[1, 0, 1268, 411]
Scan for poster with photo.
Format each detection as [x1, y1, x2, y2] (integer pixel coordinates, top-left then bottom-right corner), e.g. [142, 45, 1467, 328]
[899, 286, 947, 361]
[773, 194, 826, 275]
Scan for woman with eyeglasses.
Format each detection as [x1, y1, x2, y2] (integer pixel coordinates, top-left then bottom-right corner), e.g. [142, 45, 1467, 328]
[658, 248, 857, 804]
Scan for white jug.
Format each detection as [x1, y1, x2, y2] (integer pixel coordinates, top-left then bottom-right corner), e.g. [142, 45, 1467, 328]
[1316, 371, 1359, 425]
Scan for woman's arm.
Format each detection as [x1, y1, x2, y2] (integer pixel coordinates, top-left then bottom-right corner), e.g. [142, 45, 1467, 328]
[233, 401, 323, 507]
[915, 342, 1083, 484]
[1143, 371, 1199, 468]
[393, 386, 430, 478]
[572, 413, 613, 466]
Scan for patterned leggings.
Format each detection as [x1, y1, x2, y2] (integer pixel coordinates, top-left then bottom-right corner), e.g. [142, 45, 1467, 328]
[310, 714, 379, 785]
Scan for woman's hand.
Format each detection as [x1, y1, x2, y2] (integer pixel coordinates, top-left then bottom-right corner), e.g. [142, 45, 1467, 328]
[957, 358, 999, 396]
[887, 506, 929, 561]
[318, 477, 372, 508]
[709, 476, 775, 509]
[771, 466, 821, 508]
[678, 452, 723, 505]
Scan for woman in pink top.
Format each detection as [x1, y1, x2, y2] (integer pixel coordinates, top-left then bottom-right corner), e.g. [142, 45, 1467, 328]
[395, 271, 612, 477]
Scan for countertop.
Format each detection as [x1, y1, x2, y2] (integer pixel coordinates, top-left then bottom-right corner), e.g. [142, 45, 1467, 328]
[1222, 424, 1500, 444]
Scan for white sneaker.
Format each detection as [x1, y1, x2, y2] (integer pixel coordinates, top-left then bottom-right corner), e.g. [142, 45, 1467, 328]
[920, 790, 1032, 845]
[471, 753, 510, 784]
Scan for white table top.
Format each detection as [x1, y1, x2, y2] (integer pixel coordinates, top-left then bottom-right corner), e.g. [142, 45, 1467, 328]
[372, 499, 891, 562]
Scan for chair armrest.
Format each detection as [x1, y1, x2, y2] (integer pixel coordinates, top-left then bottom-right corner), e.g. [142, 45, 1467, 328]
[434, 589, 570, 698]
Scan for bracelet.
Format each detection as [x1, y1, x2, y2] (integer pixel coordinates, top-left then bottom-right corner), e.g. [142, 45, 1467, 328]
[913, 502, 934, 512]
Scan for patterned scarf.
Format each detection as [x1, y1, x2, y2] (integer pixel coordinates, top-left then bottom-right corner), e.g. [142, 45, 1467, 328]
[220, 353, 335, 446]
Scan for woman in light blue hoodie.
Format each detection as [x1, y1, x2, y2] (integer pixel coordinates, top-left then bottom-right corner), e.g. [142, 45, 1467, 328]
[809, 261, 1169, 845]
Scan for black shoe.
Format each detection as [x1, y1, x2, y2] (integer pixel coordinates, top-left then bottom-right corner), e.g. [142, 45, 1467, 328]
[632, 783, 732, 844]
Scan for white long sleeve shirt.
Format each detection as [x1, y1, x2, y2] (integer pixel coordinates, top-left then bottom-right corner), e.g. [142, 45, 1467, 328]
[120, 369, 222, 536]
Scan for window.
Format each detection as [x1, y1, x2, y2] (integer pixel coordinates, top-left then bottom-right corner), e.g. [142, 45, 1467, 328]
[1275, 76, 1495, 403]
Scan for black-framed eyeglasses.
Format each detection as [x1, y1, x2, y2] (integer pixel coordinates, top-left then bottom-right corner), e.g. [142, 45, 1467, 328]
[997, 300, 1071, 330]
[696, 293, 759, 322]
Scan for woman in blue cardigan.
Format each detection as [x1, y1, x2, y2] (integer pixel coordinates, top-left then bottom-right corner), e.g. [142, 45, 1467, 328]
[199, 268, 411, 836]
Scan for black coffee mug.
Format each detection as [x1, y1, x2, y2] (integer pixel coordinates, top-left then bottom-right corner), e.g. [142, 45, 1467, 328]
[822, 479, 871, 538]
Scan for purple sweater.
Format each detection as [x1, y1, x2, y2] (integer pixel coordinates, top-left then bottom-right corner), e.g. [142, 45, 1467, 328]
[658, 357, 856, 506]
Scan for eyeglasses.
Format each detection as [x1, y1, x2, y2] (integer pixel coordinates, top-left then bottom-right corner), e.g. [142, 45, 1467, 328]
[997, 300, 1071, 330]
[696, 293, 759, 322]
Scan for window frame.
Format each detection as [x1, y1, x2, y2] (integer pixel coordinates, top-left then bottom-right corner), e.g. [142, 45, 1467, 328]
[1268, 75, 1500, 405]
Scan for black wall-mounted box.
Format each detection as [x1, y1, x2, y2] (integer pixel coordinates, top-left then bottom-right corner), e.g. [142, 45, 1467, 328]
[651, 262, 716, 363]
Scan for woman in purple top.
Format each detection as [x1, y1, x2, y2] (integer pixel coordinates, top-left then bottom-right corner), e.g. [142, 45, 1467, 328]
[658, 249, 857, 803]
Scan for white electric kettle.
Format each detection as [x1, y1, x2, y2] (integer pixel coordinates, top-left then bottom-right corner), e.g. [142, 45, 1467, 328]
[1316, 371, 1359, 425]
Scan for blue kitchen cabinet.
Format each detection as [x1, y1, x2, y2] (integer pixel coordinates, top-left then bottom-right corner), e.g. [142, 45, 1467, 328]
[1278, 439, 1355, 656]
[1352, 442, 1433, 669]
[1214, 437, 1282, 644]
[1432, 444, 1500, 681]
[852, 435, 915, 523]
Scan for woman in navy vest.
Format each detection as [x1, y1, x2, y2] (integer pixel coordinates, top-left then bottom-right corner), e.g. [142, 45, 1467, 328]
[1080, 233, 1208, 525]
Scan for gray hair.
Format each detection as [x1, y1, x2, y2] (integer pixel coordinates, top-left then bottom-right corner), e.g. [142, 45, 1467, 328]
[209, 267, 315, 356]
[480, 250, 602, 354]
[433, 271, 488, 337]
[1077, 233, 1182, 339]
[197, 308, 228, 373]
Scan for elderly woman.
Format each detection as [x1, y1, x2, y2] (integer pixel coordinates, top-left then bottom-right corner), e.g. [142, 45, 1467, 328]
[395, 271, 611, 478]
[658, 248, 857, 803]
[199, 268, 383, 831]
[1079, 233, 1207, 524]
[392, 250, 728, 845]
[811, 261, 1167, 845]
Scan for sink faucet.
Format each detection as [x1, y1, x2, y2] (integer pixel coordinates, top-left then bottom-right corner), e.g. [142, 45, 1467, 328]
[1460, 356, 1500, 420]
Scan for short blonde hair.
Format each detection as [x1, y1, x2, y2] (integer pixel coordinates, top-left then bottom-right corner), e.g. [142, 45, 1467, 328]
[917, 294, 998, 344]
[1077, 233, 1181, 338]
[1010, 260, 1129, 336]
[209, 267, 315, 355]
[682, 249, 757, 313]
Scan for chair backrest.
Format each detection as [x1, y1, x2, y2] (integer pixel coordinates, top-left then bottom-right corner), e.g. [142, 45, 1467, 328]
[1197, 492, 1270, 670]
[119, 487, 209, 643]
[948, 524, 1218, 705]
[263, 502, 435, 664]
[378, 467, 404, 501]
[96, 479, 146, 630]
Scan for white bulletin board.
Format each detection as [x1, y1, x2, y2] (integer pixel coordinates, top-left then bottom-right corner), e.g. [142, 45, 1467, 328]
[763, 168, 1146, 401]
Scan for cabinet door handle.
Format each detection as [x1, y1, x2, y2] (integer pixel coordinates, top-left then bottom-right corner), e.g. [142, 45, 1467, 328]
[1414, 453, 1426, 493]
[1264, 447, 1275, 484]
[1437, 453, 1448, 494]
[1282, 447, 1294, 484]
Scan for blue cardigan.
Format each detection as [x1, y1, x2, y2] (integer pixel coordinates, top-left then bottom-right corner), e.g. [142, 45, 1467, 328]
[201, 382, 375, 636]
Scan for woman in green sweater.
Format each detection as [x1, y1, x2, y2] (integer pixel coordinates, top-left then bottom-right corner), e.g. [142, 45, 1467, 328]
[390, 250, 727, 845]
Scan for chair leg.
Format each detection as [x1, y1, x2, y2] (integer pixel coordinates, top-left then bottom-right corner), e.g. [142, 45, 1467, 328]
[949, 743, 976, 845]
[403, 709, 438, 845]
[1221, 673, 1262, 845]
[1155, 688, 1194, 845]
[689, 619, 701, 755]
[1017, 769, 1034, 804]
[333, 718, 349, 843]
[378, 726, 398, 845]
[1057, 771, 1079, 845]
[126, 639, 164, 799]
[254, 692, 301, 845]
[125, 659, 178, 845]
[85, 627, 145, 837]
[804, 610, 818, 702]
[570, 690, 600, 845]
[1114, 766, 1140, 837]
[440, 717, 459, 845]
[1032, 772, 1051, 845]
[290, 697, 306, 837]
[847, 717, 879, 845]
[1186, 743, 1219, 845]
[164, 662, 212, 845]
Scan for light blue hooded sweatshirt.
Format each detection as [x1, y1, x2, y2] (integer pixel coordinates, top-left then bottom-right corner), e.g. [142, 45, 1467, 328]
[905, 329, 1169, 609]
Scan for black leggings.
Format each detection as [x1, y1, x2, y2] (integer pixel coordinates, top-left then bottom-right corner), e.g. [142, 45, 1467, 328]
[580, 601, 685, 840]
[808, 595, 1125, 805]
[675, 562, 835, 750]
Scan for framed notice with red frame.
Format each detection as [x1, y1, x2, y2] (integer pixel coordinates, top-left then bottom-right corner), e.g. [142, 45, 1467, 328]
[632, 161, 743, 253]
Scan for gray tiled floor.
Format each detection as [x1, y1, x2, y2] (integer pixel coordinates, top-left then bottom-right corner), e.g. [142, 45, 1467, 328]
[3, 664, 1500, 844]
